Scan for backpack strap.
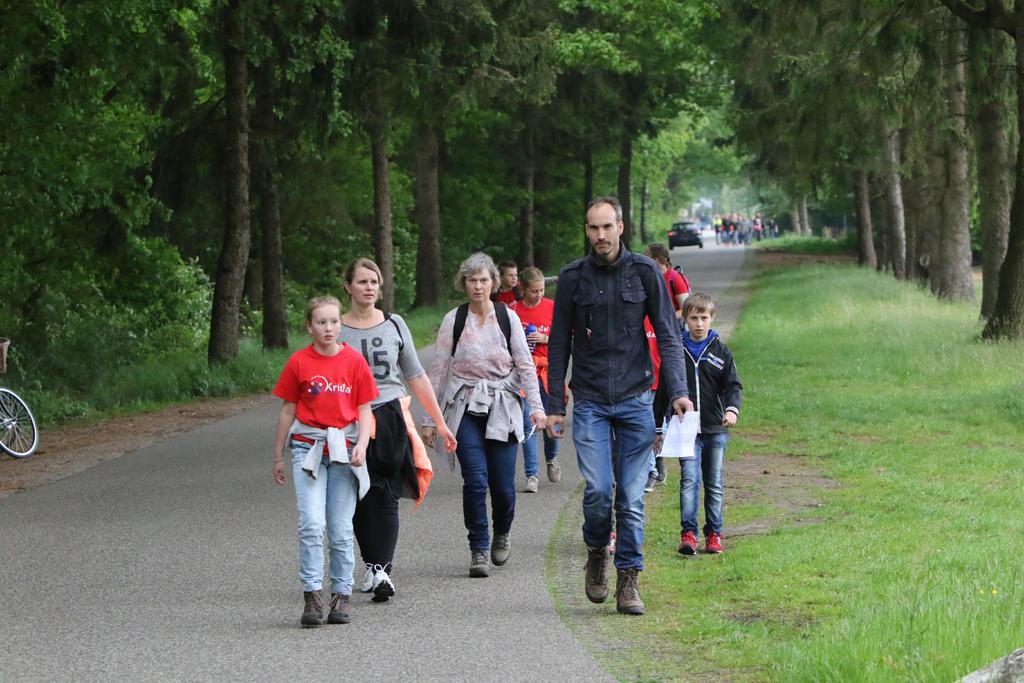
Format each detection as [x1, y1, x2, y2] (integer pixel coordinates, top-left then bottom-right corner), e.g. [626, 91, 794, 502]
[673, 265, 692, 291]
[451, 302, 512, 357]
[451, 304, 469, 357]
[383, 311, 403, 351]
[494, 302, 512, 352]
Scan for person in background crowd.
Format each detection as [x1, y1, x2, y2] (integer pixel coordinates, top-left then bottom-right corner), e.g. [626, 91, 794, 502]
[645, 243, 690, 323]
[494, 260, 520, 306]
[511, 266, 561, 493]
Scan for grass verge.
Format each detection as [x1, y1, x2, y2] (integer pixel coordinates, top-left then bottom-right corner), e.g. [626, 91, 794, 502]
[401, 299, 459, 349]
[579, 263, 1024, 681]
[752, 234, 856, 255]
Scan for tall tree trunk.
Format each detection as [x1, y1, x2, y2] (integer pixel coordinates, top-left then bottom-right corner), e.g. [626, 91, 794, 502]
[984, 11, 1024, 339]
[369, 90, 395, 311]
[583, 144, 593, 254]
[970, 26, 1012, 318]
[899, 124, 920, 278]
[518, 119, 535, 267]
[936, 23, 975, 302]
[413, 120, 442, 308]
[799, 194, 811, 236]
[870, 174, 890, 273]
[882, 123, 907, 279]
[790, 207, 802, 235]
[151, 57, 199, 238]
[617, 133, 633, 245]
[208, 0, 251, 364]
[251, 60, 287, 349]
[903, 170, 923, 281]
[855, 170, 878, 268]
[922, 144, 946, 292]
[639, 177, 649, 244]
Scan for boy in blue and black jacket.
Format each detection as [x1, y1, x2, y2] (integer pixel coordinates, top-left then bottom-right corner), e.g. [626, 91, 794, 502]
[654, 293, 743, 555]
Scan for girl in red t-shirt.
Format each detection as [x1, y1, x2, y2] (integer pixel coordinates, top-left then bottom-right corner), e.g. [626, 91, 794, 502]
[512, 266, 561, 490]
[645, 243, 689, 320]
[272, 295, 379, 627]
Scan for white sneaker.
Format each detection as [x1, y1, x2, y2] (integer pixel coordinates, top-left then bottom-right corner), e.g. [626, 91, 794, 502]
[372, 568, 395, 603]
[359, 564, 376, 593]
[523, 475, 539, 493]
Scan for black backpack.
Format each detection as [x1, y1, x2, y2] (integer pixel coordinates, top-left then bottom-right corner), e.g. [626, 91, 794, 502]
[451, 302, 512, 357]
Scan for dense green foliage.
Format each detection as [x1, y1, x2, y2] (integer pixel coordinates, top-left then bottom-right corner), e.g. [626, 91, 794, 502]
[2, 1, 754, 422]
[6, 0, 1022, 419]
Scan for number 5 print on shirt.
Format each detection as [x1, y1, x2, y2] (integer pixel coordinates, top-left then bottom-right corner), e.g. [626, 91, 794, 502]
[360, 337, 391, 381]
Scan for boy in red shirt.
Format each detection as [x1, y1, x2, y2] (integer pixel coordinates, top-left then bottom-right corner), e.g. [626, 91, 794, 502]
[494, 260, 520, 306]
[272, 295, 379, 627]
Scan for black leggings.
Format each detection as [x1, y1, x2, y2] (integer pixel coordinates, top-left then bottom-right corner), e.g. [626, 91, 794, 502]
[353, 485, 400, 570]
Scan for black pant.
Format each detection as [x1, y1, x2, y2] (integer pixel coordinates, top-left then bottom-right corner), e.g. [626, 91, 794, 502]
[353, 485, 399, 570]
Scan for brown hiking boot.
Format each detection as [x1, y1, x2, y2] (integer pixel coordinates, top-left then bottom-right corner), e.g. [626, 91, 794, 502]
[615, 568, 646, 615]
[301, 590, 323, 627]
[584, 545, 609, 603]
[328, 593, 352, 624]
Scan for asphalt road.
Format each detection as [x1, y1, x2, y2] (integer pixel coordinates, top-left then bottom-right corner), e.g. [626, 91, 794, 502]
[0, 234, 749, 682]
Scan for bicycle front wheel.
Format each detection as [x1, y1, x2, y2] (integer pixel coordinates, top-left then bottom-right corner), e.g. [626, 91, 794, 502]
[0, 388, 39, 458]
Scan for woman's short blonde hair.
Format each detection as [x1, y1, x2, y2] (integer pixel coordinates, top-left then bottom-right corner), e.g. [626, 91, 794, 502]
[454, 252, 500, 293]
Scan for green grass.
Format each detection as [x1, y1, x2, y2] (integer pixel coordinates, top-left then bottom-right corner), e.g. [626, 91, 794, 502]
[628, 263, 1024, 682]
[401, 299, 460, 349]
[753, 233, 856, 255]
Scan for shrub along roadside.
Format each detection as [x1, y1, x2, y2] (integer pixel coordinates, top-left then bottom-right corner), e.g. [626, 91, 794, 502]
[752, 233, 857, 255]
[10, 295, 461, 428]
[585, 263, 1024, 682]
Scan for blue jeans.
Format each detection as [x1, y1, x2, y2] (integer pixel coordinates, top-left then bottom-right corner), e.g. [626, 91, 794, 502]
[572, 393, 655, 571]
[680, 432, 728, 537]
[455, 413, 518, 550]
[521, 379, 560, 477]
[290, 441, 358, 593]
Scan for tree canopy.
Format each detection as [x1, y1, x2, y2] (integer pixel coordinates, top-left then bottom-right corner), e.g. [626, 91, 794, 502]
[3, 0, 1023, 403]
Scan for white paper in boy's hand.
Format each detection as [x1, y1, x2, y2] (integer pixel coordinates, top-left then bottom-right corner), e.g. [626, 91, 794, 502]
[660, 412, 700, 459]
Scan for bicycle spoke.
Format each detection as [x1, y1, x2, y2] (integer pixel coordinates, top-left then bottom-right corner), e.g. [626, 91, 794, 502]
[0, 388, 38, 458]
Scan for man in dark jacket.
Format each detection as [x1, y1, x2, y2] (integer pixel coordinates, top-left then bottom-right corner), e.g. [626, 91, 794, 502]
[546, 196, 693, 616]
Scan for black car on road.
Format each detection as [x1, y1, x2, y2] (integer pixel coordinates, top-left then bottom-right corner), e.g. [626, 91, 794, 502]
[668, 220, 703, 248]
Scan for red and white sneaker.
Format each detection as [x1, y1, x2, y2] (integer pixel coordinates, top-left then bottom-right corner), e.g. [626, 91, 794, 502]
[608, 531, 617, 555]
[678, 531, 698, 556]
[705, 533, 723, 554]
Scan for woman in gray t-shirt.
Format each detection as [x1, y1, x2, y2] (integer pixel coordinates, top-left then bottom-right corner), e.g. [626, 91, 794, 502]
[339, 258, 456, 604]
